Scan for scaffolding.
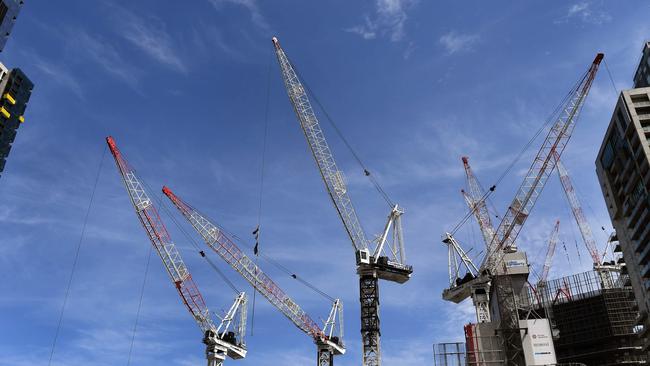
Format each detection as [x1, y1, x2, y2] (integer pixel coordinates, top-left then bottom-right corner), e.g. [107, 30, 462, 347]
[521, 269, 645, 365]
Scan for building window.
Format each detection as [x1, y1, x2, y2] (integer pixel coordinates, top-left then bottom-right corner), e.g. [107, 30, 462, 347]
[617, 108, 628, 132]
[631, 93, 650, 104]
[601, 137, 615, 169]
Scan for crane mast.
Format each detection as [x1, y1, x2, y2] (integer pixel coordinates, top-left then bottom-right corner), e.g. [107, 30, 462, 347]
[106, 137, 247, 366]
[272, 36, 411, 366]
[162, 186, 345, 366]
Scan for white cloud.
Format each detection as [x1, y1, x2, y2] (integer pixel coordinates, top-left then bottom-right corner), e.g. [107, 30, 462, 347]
[72, 30, 141, 89]
[561, 1, 612, 25]
[208, 0, 270, 31]
[32, 60, 84, 100]
[110, 6, 187, 73]
[347, 15, 378, 40]
[347, 0, 417, 42]
[439, 31, 479, 55]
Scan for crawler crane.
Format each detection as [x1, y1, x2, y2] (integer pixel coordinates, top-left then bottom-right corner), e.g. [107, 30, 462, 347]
[106, 137, 247, 366]
[162, 186, 345, 366]
[271, 36, 412, 366]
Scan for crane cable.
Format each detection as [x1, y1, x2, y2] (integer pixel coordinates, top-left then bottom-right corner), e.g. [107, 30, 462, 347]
[200, 213, 336, 302]
[250, 47, 274, 335]
[292, 62, 395, 207]
[448, 71, 582, 237]
[48, 144, 107, 366]
[120, 188, 241, 364]
[126, 242, 153, 366]
[152, 186, 240, 294]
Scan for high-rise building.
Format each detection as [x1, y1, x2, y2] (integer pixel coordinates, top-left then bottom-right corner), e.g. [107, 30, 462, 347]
[634, 42, 650, 88]
[596, 43, 650, 353]
[0, 0, 23, 52]
[0, 62, 32, 177]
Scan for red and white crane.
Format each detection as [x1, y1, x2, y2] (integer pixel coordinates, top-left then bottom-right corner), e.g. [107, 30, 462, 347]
[554, 152, 618, 287]
[461, 156, 497, 253]
[106, 137, 247, 366]
[442, 53, 603, 363]
[162, 186, 345, 366]
[271, 36, 412, 366]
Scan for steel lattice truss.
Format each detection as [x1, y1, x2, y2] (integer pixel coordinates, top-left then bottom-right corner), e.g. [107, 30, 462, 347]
[555, 154, 601, 265]
[272, 38, 368, 254]
[162, 187, 332, 342]
[540, 220, 560, 283]
[461, 156, 497, 253]
[107, 137, 214, 333]
[482, 54, 603, 274]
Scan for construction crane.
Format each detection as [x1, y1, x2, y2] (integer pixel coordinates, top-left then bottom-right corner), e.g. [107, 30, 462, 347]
[554, 152, 618, 287]
[106, 137, 247, 366]
[162, 186, 345, 366]
[271, 36, 412, 366]
[461, 156, 497, 253]
[442, 54, 603, 364]
[539, 220, 560, 285]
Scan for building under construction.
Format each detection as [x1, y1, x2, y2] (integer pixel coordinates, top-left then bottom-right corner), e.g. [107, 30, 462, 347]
[525, 269, 643, 365]
[436, 49, 650, 365]
[435, 266, 645, 365]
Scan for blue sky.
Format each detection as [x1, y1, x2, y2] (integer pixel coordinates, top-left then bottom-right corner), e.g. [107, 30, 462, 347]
[1, 1, 649, 365]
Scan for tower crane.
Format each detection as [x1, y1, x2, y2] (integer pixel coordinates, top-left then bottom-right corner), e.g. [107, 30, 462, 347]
[539, 220, 560, 285]
[442, 54, 603, 364]
[554, 152, 619, 287]
[271, 36, 412, 366]
[162, 186, 345, 366]
[106, 137, 247, 366]
[461, 156, 497, 253]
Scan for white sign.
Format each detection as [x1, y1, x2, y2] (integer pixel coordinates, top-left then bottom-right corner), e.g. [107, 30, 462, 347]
[519, 319, 557, 366]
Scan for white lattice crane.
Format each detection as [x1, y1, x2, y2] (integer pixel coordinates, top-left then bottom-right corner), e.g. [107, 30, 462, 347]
[106, 137, 247, 366]
[539, 220, 560, 285]
[271, 36, 412, 366]
[162, 186, 345, 366]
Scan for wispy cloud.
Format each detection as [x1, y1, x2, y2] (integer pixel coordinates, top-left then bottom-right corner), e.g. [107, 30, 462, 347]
[191, 22, 247, 62]
[558, 1, 612, 25]
[32, 59, 85, 100]
[347, 0, 417, 42]
[439, 31, 479, 55]
[109, 5, 187, 73]
[72, 29, 141, 89]
[208, 0, 270, 31]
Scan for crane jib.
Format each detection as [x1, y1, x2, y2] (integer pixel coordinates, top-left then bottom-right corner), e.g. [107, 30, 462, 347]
[481, 53, 603, 273]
